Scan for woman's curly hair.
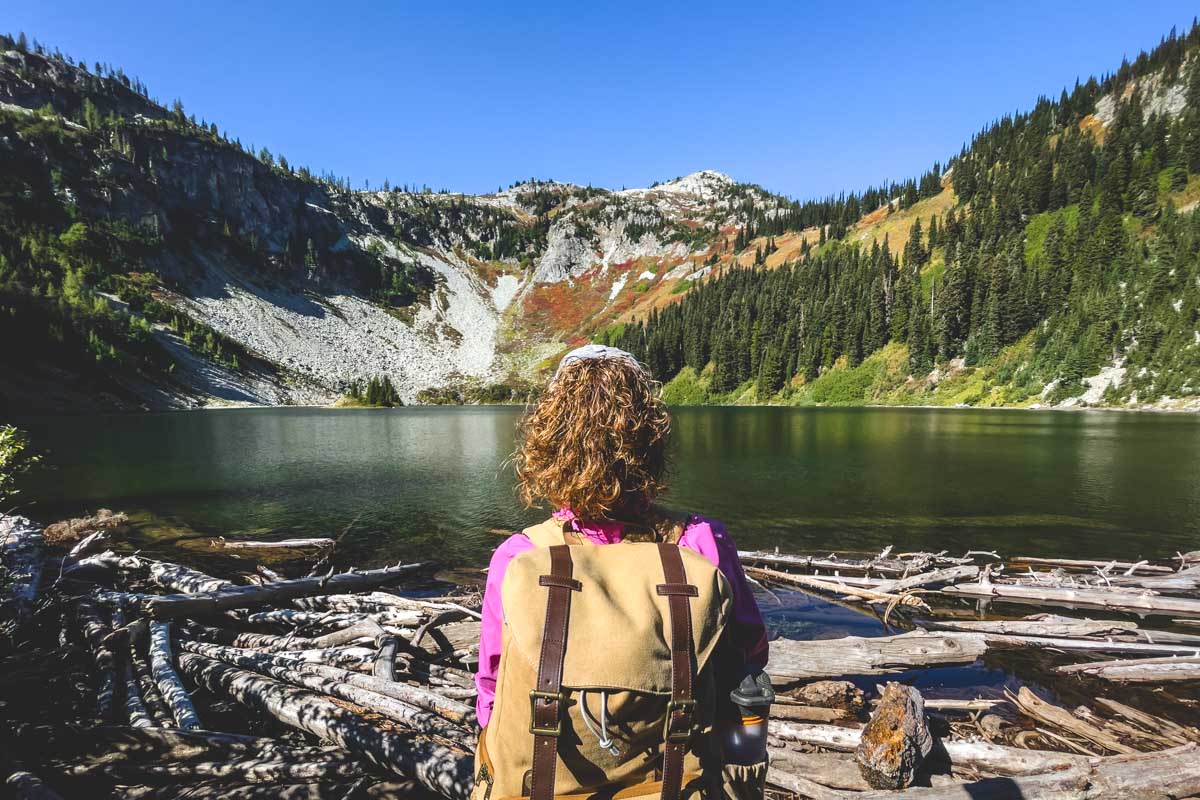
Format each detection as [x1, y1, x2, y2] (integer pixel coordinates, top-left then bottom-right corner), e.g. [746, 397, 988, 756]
[513, 357, 671, 519]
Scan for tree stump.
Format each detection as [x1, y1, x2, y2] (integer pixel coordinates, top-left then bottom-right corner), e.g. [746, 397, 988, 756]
[854, 682, 932, 789]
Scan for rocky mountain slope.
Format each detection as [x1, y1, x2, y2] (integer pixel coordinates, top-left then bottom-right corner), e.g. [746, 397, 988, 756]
[0, 39, 805, 410]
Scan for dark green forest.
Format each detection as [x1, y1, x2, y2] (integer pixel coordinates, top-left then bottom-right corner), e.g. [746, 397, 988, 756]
[611, 25, 1200, 407]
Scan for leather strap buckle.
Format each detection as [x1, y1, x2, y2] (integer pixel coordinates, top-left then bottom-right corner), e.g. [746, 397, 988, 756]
[664, 698, 696, 743]
[529, 689, 569, 737]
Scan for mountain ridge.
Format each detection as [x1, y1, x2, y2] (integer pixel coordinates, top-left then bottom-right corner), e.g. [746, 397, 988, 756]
[1, 28, 1198, 412]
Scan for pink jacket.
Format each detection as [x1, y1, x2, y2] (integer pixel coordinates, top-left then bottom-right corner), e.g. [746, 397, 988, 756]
[475, 509, 769, 728]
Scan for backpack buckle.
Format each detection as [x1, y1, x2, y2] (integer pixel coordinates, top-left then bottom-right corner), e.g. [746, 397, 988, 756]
[529, 689, 568, 737]
[664, 698, 696, 743]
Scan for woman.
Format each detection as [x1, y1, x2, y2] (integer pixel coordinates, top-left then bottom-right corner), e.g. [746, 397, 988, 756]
[475, 344, 769, 799]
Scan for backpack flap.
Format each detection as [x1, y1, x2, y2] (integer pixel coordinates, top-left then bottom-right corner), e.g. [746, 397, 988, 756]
[500, 542, 732, 693]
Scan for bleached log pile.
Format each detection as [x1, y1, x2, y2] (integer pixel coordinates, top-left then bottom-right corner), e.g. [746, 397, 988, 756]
[4, 516, 1200, 799]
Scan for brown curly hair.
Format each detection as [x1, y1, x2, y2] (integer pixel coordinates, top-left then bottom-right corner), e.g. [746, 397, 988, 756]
[513, 357, 671, 519]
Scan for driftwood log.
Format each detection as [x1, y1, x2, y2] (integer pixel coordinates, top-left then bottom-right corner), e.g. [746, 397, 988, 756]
[136, 564, 426, 619]
[213, 538, 335, 551]
[178, 640, 473, 744]
[149, 621, 202, 730]
[1057, 655, 1200, 682]
[767, 632, 987, 680]
[943, 580, 1200, 617]
[177, 653, 473, 799]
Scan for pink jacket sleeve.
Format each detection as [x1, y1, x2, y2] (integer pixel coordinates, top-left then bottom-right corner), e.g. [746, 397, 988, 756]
[475, 533, 534, 728]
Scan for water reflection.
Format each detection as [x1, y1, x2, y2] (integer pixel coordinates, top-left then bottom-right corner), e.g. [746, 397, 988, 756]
[14, 406, 1200, 566]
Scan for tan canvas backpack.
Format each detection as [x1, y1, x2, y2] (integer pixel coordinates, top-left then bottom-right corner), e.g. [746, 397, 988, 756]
[472, 516, 733, 800]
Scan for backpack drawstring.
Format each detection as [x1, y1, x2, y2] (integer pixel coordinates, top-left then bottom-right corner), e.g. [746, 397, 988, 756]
[579, 690, 620, 756]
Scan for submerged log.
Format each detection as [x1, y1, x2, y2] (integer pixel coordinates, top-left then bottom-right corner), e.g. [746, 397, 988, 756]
[746, 566, 931, 613]
[213, 537, 335, 551]
[176, 653, 473, 799]
[878, 565, 980, 592]
[854, 683, 932, 789]
[1008, 556, 1175, 575]
[767, 632, 987, 681]
[138, 564, 425, 619]
[1057, 655, 1200, 682]
[149, 621, 202, 730]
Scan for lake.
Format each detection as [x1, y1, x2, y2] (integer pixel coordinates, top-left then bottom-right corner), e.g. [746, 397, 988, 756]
[14, 406, 1200, 571]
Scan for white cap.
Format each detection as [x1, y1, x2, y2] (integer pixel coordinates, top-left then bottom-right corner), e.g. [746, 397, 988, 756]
[552, 344, 646, 381]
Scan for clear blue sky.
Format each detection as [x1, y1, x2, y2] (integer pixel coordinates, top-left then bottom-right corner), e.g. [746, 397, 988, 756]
[7, 1, 1198, 199]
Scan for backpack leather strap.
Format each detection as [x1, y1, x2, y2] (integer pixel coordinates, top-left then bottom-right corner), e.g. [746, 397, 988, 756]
[529, 544, 578, 800]
[656, 543, 696, 800]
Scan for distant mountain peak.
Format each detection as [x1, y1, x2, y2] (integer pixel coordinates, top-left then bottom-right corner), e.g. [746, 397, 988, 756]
[622, 170, 735, 200]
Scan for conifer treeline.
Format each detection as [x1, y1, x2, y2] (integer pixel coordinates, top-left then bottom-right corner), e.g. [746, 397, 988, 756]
[613, 23, 1200, 405]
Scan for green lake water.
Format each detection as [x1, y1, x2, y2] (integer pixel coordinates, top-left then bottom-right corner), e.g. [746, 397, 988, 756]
[14, 406, 1200, 568]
